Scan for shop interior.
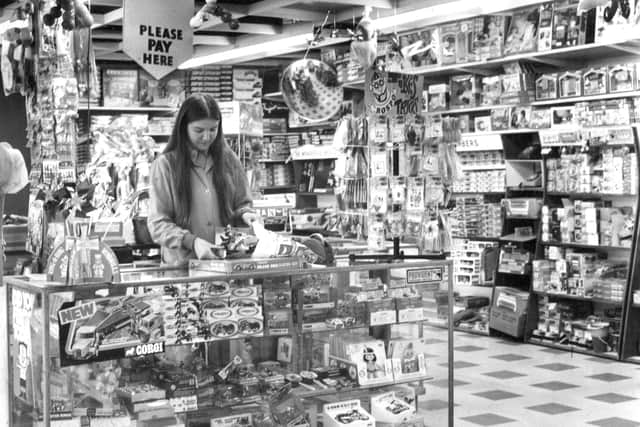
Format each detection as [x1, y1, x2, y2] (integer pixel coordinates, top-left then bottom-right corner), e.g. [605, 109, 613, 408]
[1, 0, 640, 426]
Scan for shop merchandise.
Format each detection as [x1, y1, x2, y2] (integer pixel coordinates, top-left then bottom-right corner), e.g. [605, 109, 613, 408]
[399, 27, 441, 68]
[608, 63, 636, 92]
[103, 68, 139, 107]
[323, 400, 375, 427]
[504, 5, 541, 54]
[370, 391, 419, 425]
[450, 74, 479, 109]
[558, 70, 583, 98]
[594, 0, 639, 43]
[472, 15, 509, 60]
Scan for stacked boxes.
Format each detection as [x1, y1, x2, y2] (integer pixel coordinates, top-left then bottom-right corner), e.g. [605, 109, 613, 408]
[453, 170, 506, 193]
[187, 66, 233, 101]
[233, 68, 262, 104]
[450, 197, 503, 238]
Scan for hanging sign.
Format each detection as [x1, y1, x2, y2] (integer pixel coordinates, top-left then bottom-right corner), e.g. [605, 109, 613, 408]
[122, 0, 194, 80]
[364, 70, 424, 118]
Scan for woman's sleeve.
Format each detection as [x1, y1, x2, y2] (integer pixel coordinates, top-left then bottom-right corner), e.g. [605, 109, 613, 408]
[148, 156, 196, 250]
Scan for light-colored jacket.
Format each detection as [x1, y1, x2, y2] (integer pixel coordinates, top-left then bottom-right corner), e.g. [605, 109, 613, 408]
[148, 149, 253, 266]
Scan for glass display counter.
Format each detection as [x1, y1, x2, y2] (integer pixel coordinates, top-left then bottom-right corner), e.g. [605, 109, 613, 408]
[4, 259, 453, 426]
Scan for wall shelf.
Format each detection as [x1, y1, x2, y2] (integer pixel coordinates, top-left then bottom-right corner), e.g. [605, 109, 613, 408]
[452, 236, 501, 242]
[528, 337, 618, 361]
[79, 105, 176, 112]
[532, 290, 623, 305]
[546, 191, 636, 198]
[541, 241, 631, 250]
[531, 91, 640, 106]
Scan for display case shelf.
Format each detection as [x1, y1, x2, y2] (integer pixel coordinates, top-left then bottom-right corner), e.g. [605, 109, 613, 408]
[79, 105, 177, 112]
[451, 236, 501, 242]
[530, 91, 640, 106]
[546, 191, 636, 198]
[528, 337, 619, 360]
[500, 233, 536, 243]
[540, 241, 631, 251]
[532, 290, 624, 305]
[460, 164, 506, 171]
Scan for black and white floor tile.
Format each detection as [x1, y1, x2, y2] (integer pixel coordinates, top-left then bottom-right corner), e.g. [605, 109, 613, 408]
[414, 326, 640, 426]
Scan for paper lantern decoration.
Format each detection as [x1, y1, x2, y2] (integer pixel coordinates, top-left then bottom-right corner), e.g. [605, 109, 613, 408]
[280, 59, 343, 122]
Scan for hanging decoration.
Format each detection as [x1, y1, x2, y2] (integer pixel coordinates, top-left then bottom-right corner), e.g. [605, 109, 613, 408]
[350, 6, 378, 70]
[577, 0, 612, 12]
[42, 0, 93, 30]
[190, 0, 240, 30]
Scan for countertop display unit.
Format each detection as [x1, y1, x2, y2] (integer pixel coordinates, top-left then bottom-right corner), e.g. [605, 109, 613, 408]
[4, 259, 453, 426]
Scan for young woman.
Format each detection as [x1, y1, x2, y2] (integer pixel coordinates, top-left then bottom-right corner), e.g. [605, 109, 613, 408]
[148, 93, 257, 265]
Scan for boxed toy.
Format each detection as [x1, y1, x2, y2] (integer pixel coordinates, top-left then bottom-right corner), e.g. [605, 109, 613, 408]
[583, 67, 608, 95]
[456, 19, 475, 63]
[490, 107, 511, 130]
[481, 75, 502, 105]
[510, 106, 532, 128]
[400, 27, 441, 68]
[440, 22, 458, 65]
[537, 2, 555, 51]
[504, 5, 541, 54]
[472, 15, 509, 60]
[536, 73, 558, 100]
[210, 413, 253, 427]
[139, 70, 186, 108]
[474, 116, 492, 132]
[367, 298, 397, 326]
[530, 108, 552, 129]
[609, 64, 636, 93]
[450, 74, 479, 108]
[348, 340, 394, 384]
[370, 392, 416, 425]
[103, 68, 139, 107]
[552, 1, 588, 48]
[427, 83, 449, 112]
[558, 71, 582, 98]
[324, 400, 375, 427]
[388, 339, 427, 380]
[500, 73, 535, 105]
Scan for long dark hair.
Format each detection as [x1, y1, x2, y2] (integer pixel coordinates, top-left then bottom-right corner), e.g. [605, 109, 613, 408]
[163, 93, 235, 226]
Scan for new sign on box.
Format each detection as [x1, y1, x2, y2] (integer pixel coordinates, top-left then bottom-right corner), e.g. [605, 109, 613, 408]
[123, 0, 194, 79]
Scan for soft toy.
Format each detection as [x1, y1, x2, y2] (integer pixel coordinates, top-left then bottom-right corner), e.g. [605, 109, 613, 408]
[0, 141, 28, 195]
[350, 6, 377, 70]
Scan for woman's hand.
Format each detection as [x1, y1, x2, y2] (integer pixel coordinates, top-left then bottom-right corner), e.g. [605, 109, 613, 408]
[193, 237, 217, 259]
[241, 211, 260, 226]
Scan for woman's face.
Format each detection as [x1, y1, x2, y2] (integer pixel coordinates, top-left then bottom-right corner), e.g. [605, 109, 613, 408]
[187, 118, 219, 152]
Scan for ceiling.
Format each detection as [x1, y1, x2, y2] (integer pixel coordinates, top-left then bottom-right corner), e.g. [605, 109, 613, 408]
[0, 0, 551, 67]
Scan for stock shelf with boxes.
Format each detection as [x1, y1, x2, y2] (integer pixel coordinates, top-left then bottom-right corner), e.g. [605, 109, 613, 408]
[3, 258, 454, 426]
[524, 122, 639, 360]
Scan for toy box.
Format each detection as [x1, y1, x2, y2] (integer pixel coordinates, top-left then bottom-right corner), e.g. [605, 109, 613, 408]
[324, 400, 375, 427]
[103, 68, 139, 107]
[504, 5, 541, 54]
[558, 71, 582, 98]
[210, 413, 253, 427]
[537, 2, 555, 51]
[472, 15, 509, 60]
[552, 1, 588, 48]
[583, 67, 608, 95]
[609, 63, 636, 93]
[367, 298, 397, 326]
[348, 340, 394, 385]
[490, 107, 511, 130]
[399, 27, 441, 68]
[530, 108, 552, 129]
[427, 83, 449, 112]
[440, 22, 458, 65]
[388, 339, 428, 380]
[370, 392, 416, 425]
[500, 73, 535, 104]
[456, 19, 475, 63]
[474, 116, 492, 132]
[450, 74, 479, 108]
[536, 73, 558, 100]
[139, 70, 186, 108]
[510, 106, 532, 129]
[481, 75, 502, 105]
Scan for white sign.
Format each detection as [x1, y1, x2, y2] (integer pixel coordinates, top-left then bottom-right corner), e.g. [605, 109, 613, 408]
[123, 0, 194, 80]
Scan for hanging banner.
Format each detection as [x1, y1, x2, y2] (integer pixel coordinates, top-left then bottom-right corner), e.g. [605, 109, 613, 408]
[122, 0, 194, 80]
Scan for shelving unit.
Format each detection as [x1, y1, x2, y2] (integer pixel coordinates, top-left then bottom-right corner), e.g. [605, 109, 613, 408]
[540, 242, 632, 251]
[532, 291, 624, 306]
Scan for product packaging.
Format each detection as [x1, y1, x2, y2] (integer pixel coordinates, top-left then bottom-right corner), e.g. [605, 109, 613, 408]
[474, 116, 492, 132]
[537, 2, 554, 51]
[450, 74, 479, 108]
[558, 70, 583, 98]
[427, 83, 449, 112]
[323, 400, 375, 427]
[399, 27, 441, 68]
[609, 64, 636, 93]
[504, 5, 541, 54]
[472, 15, 509, 60]
[490, 107, 511, 130]
[530, 109, 552, 129]
[535, 73, 558, 100]
[595, 0, 638, 43]
[370, 391, 417, 425]
[583, 67, 608, 95]
[509, 106, 532, 128]
[481, 76, 502, 105]
[440, 22, 458, 65]
[456, 19, 475, 63]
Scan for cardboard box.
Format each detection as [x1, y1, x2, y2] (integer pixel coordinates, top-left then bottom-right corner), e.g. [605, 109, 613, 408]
[489, 304, 526, 338]
[324, 400, 375, 427]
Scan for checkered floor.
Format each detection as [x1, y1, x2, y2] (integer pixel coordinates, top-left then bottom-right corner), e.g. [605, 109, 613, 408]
[414, 326, 640, 426]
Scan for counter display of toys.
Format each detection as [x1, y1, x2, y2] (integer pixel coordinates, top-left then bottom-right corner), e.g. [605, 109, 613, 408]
[449, 196, 503, 239]
[451, 238, 499, 287]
